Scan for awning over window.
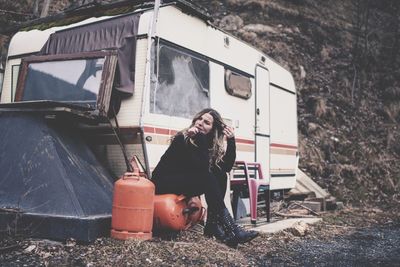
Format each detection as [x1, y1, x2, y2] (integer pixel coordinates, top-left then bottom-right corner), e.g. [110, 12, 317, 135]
[40, 13, 140, 95]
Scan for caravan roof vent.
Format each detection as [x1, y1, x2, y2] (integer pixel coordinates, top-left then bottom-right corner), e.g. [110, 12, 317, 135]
[224, 36, 230, 48]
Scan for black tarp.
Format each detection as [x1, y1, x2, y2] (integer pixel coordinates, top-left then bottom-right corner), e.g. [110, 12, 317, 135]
[40, 13, 140, 95]
[0, 112, 114, 241]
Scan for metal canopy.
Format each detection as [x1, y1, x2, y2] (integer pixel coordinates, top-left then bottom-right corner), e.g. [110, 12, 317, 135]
[0, 111, 114, 241]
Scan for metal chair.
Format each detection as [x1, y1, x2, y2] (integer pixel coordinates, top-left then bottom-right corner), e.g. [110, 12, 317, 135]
[230, 161, 270, 224]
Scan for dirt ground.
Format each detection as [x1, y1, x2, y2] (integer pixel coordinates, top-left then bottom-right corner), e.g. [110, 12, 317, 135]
[1, 207, 399, 266]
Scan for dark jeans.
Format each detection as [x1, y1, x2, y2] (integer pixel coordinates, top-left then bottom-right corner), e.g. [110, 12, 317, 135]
[153, 171, 226, 212]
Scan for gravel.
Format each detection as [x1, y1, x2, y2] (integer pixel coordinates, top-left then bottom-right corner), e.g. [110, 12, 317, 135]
[1, 208, 399, 266]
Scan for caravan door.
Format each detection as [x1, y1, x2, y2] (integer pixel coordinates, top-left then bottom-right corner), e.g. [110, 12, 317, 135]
[255, 66, 270, 180]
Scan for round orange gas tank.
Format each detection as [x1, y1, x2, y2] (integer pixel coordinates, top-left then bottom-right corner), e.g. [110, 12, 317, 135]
[111, 172, 155, 240]
[153, 194, 204, 232]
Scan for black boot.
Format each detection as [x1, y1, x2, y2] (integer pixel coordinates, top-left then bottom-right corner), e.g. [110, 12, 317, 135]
[217, 208, 259, 248]
[204, 210, 226, 241]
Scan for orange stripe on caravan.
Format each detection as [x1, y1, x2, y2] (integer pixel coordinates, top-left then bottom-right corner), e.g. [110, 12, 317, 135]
[270, 143, 297, 149]
[144, 126, 178, 136]
[236, 138, 254, 145]
[143, 126, 155, 133]
[155, 128, 169, 135]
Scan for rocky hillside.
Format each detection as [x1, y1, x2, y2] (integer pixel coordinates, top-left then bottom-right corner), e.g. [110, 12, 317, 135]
[0, 0, 399, 208]
[201, 0, 400, 208]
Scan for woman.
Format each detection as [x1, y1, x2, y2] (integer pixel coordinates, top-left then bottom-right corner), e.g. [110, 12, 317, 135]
[151, 108, 258, 247]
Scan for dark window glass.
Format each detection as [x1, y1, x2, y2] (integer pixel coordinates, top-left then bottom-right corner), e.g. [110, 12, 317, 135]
[150, 44, 210, 118]
[225, 69, 252, 99]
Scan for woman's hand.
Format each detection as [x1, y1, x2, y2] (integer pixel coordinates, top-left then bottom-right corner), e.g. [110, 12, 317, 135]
[223, 126, 235, 139]
[187, 126, 200, 138]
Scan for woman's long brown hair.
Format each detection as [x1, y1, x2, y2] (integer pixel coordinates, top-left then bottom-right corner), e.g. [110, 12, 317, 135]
[174, 108, 226, 169]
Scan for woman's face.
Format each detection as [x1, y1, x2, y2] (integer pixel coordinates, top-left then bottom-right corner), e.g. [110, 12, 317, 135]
[194, 113, 214, 135]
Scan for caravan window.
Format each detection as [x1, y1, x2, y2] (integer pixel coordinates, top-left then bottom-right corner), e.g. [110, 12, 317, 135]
[15, 51, 118, 115]
[150, 43, 210, 119]
[22, 59, 103, 104]
[225, 68, 252, 99]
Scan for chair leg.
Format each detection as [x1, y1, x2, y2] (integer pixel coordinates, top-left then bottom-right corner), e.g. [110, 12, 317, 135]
[232, 188, 240, 220]
[265, 188, 270, 222]
[248, 180, 258, 224]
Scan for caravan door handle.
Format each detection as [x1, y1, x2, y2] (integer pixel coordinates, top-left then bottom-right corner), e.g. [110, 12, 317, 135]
[256, 108, 260, 115]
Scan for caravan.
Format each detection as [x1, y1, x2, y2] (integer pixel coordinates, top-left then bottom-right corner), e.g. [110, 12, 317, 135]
[0, 1, 298, 238]
[1, 0, 298, 191]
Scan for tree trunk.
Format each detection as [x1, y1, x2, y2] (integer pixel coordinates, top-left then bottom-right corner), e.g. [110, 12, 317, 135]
[40, 0, 52, 18]
[33, 0, 40, 17]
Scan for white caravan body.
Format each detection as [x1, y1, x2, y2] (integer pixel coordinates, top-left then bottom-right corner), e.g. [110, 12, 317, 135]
[1, 3, 298, 190]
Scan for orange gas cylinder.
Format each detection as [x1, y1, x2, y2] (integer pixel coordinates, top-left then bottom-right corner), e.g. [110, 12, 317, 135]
[111, 171, 155, 240]
[153, 194, 204, 232]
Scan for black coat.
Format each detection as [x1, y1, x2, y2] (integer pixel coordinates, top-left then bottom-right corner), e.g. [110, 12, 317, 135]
[151, 133, 236, 195]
